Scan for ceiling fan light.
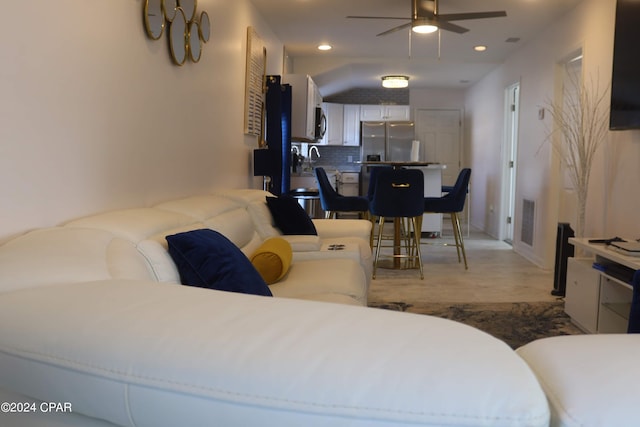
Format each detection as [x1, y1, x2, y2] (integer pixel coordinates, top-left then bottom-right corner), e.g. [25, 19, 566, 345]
[381, 75, 409, 88]
[411, 21, 438, 34]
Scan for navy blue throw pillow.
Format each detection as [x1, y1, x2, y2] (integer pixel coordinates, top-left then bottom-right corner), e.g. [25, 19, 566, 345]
[266, 196, 318, 235]
[166, 229, 272, 297]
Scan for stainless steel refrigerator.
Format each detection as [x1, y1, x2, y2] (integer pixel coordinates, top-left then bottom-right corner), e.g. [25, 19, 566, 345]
[360, 121, 415, 196]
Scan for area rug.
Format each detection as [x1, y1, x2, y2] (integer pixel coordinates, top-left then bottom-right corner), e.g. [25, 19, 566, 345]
[368, 300, 583, 349]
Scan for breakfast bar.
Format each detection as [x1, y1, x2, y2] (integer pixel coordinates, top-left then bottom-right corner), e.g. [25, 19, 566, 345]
[359, 161, 446, 269]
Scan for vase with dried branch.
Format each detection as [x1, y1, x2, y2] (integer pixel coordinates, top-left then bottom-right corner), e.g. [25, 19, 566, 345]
[545, 74, 610, 237]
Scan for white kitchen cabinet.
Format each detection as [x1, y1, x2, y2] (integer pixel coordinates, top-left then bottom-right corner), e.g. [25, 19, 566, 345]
[343, 104, 360, 146]
[565, 257, 601, 333]
[385, 105, 411, 120]
[322, 103, 408, 145]
[360, 105, 410, 121]
[322, 102, 344, 145]
[359, 105, 383, 121]
[282, 74, 322, 141]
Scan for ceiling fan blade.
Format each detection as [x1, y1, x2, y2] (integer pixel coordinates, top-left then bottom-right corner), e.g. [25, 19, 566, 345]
[346, 15, 408, 20]
[377, 22, 412, 37]
[436, 11, 507, 22]
[350, 0, 506, 38]
[435, 20, 469, 34]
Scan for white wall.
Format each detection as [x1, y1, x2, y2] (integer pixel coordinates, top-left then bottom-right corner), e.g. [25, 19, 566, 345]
[465, 0, 640, 268]
[465, 68, 510, 239]
[411, 88, 466, 110]
[0, 0, 283, 242]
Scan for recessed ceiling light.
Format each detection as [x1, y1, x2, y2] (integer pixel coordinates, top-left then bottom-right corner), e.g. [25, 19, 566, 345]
[474, 45, 487, 52]
[318, 44, 332, 51]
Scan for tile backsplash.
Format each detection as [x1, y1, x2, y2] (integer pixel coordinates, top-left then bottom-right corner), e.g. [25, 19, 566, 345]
[293, 144, 361, 172]
[324, 88, 409, 105]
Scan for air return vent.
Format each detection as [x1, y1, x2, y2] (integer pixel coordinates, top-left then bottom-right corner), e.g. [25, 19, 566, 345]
[521, 199, 535, 246]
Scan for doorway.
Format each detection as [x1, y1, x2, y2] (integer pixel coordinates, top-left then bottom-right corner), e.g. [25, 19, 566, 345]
[502, 83, 520, 244]
[415, 108, 464, 234]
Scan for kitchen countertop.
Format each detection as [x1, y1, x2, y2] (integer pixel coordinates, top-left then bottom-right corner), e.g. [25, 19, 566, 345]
[356, 161, 445, 169]
[291, 168, 340, 178]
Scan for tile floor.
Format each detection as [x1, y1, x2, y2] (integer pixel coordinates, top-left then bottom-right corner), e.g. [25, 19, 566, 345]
[369, 221, 561, 305]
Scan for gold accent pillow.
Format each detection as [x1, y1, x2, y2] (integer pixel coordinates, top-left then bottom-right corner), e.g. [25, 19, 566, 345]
[250, 237, 293, 284]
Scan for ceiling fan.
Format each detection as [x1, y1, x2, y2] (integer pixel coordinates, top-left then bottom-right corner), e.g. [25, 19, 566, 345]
[347, 0, 507, 36]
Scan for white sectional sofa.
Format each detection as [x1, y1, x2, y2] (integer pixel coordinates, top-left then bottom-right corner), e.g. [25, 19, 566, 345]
[62, 190, 372, 306]
[1, 188, 626, 427]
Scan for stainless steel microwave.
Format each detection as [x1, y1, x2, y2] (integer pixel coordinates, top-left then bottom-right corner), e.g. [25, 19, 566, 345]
[314, 107, 326, 141]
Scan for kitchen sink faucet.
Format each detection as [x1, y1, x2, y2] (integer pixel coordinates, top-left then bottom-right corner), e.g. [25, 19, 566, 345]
[309, 145, 320, 162]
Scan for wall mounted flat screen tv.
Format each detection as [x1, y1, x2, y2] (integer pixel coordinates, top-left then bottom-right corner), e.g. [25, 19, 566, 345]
[610, 0, 640, 130]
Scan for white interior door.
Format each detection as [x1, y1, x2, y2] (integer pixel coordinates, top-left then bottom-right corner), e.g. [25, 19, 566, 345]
[415, 109, 462, 186]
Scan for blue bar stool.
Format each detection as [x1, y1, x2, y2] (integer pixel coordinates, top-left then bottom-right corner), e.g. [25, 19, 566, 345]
[314, 167, 369, 219]
[367, 166, 393, 247]
[423, 168, 471, 269]
[370, 168, 424, 279]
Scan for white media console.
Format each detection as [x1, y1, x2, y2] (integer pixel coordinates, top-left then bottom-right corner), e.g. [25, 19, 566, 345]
[565, 238, 640, 333]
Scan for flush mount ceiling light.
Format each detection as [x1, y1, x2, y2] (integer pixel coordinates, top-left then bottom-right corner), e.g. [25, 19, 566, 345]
[381, 75, 409, 88]
[474, 45, 487, 52]
[317, 44, 332, 51]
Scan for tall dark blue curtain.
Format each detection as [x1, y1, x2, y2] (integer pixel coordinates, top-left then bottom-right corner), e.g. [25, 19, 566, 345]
[627, 270, 640, 333]
[264, 75, 291, 195]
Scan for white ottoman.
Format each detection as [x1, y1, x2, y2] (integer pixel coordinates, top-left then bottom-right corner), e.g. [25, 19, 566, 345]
[517, 334, 640, 427]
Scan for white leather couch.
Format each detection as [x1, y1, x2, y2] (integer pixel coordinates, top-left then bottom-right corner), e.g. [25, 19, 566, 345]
[0, 189, 553, 427]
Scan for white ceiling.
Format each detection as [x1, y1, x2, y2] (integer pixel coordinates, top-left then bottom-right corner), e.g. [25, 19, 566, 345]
[250, 0, 584, 96]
